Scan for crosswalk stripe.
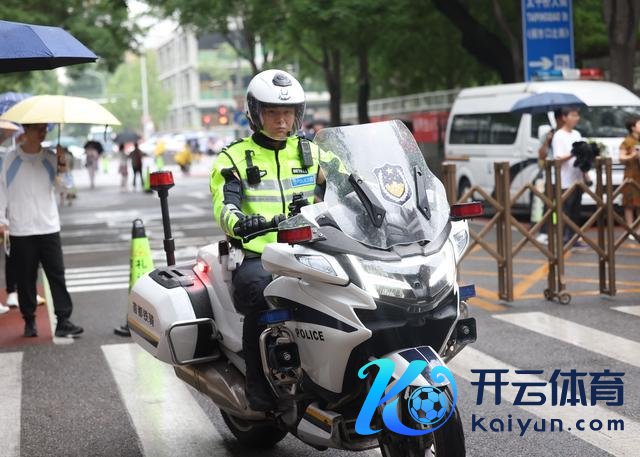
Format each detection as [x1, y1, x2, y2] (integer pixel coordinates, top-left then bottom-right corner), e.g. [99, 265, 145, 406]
[61, 221, 214, 239]
[67, 276, 129, 287]
[62, 237, 214, 255]
[450, 347, 640, 457]
[0, 352, 23, 457]
[66, 270, 128, 279]
[612, 306, 640, 318]
[65, 258, 194, 276]
[101, 343, 226, 457]
[68, 283, 129, 293]
[494, 312, 640, 368]
[66, 264, 129, 274]
[64, 259, 193, 294]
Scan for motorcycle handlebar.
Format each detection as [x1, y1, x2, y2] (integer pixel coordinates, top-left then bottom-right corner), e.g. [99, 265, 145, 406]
[233, 216, 282, 242]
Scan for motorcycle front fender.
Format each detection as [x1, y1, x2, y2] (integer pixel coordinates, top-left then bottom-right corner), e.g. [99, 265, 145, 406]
[380, 345, 451, 388]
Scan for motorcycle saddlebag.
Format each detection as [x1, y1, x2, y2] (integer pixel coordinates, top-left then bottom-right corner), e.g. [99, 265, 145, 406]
[127, 262, 220, 365]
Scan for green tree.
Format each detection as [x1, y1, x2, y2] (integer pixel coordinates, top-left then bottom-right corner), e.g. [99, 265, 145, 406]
[144, 0, 506, 126]
[147, 0, 279, 74]
[361, 3, 498, 96]
[105, 52, 171, 133]
[0, 69, 63, 94]
[431, 0, 523, 83]
[431, 0, 634, 87]
[603, 0, 640, 90]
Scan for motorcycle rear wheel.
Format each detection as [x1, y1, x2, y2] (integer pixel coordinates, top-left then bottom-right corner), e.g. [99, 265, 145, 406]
[220, 410, 288, 449]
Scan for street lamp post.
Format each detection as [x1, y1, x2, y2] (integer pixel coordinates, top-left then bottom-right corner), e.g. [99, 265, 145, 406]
[140, 53, 153, 139]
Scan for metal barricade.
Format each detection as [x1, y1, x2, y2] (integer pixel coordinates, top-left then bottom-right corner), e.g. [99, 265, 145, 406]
[443, 162, 514, 301]
[543, 158, 615, 303]
[442, 158, 629, 304]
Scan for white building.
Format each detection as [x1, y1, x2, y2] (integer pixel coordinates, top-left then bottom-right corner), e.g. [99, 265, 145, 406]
[156, 28, 253, 132]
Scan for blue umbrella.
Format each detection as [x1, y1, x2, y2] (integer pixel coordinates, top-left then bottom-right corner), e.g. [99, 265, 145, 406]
[510, 92, 587, 115]
[0, 20, 97, 73]
[0, 92, 31, 115]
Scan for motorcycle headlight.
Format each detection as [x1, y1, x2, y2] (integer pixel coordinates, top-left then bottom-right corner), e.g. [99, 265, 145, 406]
[347, 243, 456, 301]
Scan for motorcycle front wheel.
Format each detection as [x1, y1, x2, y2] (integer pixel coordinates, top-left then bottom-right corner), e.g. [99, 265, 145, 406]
[378, 390, 465, 457]
[220, 410, 288, 449]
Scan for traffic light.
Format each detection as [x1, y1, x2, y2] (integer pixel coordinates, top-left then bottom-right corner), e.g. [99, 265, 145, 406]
[218, 105, 229, 125]
[202, 114, 212, 127]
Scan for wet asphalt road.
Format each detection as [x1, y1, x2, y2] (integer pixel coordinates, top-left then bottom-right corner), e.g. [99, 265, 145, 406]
[0, 159, 638, 457]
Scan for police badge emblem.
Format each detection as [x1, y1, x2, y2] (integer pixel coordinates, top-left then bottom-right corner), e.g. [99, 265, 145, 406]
[278, 88, 290, 100]
[374, 164, 411, 205]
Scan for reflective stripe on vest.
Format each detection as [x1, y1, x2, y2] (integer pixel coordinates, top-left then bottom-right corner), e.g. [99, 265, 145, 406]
[211, 135, 320, 254]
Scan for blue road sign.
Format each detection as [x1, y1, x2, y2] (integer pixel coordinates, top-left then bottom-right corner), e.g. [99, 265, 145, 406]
[522, 0, 575, 81]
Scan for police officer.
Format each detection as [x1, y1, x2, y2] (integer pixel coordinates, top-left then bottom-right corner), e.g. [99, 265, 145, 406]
[210, 69, 323, 411]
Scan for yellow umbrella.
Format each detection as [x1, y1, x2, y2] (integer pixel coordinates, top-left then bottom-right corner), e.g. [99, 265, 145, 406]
[0, 94, 120, 126]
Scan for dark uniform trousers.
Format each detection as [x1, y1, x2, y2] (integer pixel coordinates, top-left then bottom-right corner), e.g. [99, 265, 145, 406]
[5, 251, 17, 294]
[232, 257, 272, 382]
[10, 232, 73, 322]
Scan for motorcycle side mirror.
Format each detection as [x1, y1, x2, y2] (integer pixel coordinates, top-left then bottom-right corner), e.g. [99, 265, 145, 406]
[450, 202, 483, 221]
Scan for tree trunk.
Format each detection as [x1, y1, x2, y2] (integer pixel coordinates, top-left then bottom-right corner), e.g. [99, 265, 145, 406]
[357, 46, 370, 124]
[323, 47, 342, 126]
[492, 0, 523, 82]
[604, 0, 640, 90]
[432, 0, 517, 82]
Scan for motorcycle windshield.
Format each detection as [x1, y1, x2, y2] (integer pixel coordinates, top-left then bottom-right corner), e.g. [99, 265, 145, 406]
[315, 120, 450, 249]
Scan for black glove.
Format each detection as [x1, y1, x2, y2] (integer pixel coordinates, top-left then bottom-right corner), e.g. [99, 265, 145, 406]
[234, 214, 268, 237]
[272, 213, 287, 226]
[288, 193, 310, 216]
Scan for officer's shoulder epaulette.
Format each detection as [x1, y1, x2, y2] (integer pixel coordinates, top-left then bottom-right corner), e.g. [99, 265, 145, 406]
[222, 138, 247, 152]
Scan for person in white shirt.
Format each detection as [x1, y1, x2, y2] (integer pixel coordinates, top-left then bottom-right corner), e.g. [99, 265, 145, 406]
[534, 109, 564, 243]
[551, 107, 585, 246]
[0, 123, 83, 337]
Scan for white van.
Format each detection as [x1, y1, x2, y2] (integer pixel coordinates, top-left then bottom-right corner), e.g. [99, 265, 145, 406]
[444, 79, 640, 207]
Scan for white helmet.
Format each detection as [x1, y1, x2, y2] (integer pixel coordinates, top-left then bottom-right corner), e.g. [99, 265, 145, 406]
[246, 69, 305, 134]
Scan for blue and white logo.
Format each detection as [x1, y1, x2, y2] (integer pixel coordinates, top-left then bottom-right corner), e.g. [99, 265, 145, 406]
[408, 385, 450, 426]
[355, 358, 458, 436]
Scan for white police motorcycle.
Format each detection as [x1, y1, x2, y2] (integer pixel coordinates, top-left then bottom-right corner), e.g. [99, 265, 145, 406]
[128, 120, 480, 456]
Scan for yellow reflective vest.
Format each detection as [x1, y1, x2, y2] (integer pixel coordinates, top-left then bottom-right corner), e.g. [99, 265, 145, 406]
[210, 133, 321, 254]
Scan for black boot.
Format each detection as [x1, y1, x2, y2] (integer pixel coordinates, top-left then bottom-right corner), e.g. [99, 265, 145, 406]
[24, 318, 38, 337]
[246, 377, 276, 412]
[243, 312, 276, 411]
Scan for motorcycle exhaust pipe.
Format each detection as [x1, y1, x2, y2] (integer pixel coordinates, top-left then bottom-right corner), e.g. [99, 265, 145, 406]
[174, 361, 267, 420]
